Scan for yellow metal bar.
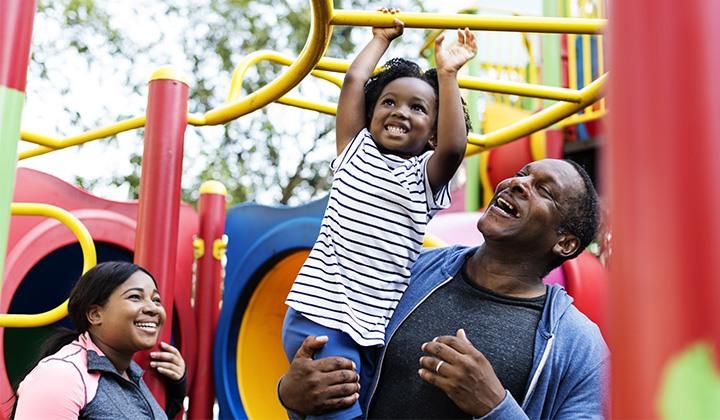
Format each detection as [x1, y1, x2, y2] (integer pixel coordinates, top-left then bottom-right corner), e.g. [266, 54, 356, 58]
[276, 95, 337, 115]
[19, 0, 335, 160]
[187, 114, 207, 125]
[459, 76, 582, 102]
[464, 143, 484, 157]
[18, 2, 607, 163]
[419, 29, 441, 59]
[19, 145, 54, 160]
[19, 116, 146, 152]
[465, 73, 606, 153]
[554, 108, 607, 128]
[263, 75, 606, 156]
[202, 0, 334, 125]
[312, 56, 352, 73]
[19, 131, 59, 148]
[227, 50, 343, 102]
[331, 10, 606, 34]
[529, 131, 547, 161]
[0, 203, 97, 328]
[19, 51, 580, 160]
[266, 75, 606, 156]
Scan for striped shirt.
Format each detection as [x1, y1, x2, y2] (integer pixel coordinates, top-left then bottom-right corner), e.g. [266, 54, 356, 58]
[286, 129, 450, 346]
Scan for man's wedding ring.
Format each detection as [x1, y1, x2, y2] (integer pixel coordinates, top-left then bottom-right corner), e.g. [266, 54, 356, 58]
[435, 360, 445, 373]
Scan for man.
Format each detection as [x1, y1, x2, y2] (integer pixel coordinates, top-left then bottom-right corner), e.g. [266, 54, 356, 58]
[279, 159, 608, 419]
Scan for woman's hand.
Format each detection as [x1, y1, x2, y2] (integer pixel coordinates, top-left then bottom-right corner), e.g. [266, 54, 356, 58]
[435, 28, 477, 76]
[150, 341, 186, 381]
[372, 8, 404, 42]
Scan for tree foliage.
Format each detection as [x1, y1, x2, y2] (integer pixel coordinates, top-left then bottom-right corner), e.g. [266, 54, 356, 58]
[28, 0, 426, 206]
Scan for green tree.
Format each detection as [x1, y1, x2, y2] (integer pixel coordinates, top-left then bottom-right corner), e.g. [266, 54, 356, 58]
[26, 0, 426, 206]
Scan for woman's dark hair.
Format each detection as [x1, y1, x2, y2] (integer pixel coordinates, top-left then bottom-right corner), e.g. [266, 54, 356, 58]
[8, 262, 155, 417]
[364, 58, 473, 145]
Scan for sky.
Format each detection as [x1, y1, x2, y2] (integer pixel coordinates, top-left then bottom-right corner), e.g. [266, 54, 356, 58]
[17, 0, 544, 203]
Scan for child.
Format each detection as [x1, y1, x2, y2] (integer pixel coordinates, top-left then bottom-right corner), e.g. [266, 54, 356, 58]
[283, 9, 476, 418]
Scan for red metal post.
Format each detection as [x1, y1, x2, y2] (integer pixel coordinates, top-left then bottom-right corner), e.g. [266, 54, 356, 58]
[0, 0, 35, 92]
[188, 181, 227, 419]
[0, 0, 36, 408]
[609, 0, 720, 417]
[0, 0, 36, 288]
[134, 67, 189, 406]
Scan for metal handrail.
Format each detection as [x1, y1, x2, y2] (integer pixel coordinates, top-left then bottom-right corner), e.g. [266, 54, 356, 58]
[18, 1, 607, 161]
[0, 203, 96, 327]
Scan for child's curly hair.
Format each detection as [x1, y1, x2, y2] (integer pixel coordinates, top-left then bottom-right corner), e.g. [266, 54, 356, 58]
[363, 58, 473, 143]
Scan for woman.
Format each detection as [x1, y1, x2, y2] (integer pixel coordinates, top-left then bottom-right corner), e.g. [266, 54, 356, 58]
[11, 261, 186, 419]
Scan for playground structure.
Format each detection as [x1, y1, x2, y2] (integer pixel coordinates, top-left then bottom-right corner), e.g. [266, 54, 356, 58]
[3, 0, 718, 418]
[2, 1, 607, 418]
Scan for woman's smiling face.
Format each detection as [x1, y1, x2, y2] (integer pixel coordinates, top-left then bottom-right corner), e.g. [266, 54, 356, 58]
[88, 270, 166, 355]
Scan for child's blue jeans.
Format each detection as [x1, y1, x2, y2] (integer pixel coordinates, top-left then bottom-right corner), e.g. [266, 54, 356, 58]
[282, 307, 368, 420]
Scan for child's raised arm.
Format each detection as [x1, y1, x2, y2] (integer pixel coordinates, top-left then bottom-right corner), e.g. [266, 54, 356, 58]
[336, 9, 404, 155]
[426, 28, 477, 193]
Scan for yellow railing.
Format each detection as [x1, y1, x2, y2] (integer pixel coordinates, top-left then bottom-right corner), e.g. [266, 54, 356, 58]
[0, 203, 96, 327]
[18, 1, 607, 161]
[19, 0, 335, 160]
[220, 46, 604, 157]
[235, 71, 606, 157]
[418, 7, 541, 111]
[330, 10, 605, 34]
[227, 50, 343, 100]
[465, 73, 605, 154]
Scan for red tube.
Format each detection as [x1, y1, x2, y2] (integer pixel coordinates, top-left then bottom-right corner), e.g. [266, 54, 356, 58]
[188, 181, 227, 419]
[0, 0, 36, 92]
[134, 69, 189, 407]
[608, 1, 720, 417]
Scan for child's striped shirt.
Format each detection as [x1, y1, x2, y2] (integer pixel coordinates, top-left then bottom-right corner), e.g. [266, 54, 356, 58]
[285, 129, 450, 346]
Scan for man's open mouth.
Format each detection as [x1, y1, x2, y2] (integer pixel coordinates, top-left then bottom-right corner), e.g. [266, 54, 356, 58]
[495, 196, 519, 218]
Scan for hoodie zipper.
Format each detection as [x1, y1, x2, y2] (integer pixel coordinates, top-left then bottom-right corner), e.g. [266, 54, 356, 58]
[364, 275, 455, 415]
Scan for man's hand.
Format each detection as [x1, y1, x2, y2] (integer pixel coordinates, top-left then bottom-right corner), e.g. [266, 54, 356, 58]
[435, 28, 477, 76]
[278, 336, 360, 415]
[372, 8, 404, 42]
[419, 329, 506, 417]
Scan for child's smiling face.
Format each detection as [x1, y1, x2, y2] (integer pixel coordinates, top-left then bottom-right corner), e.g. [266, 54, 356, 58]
[369, 77, 437, 158]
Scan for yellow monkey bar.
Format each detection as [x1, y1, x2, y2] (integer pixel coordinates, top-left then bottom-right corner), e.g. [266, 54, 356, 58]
[18, 0, 607, 161]
[330, 10, 605, 34]
[0, 203, 96, 327]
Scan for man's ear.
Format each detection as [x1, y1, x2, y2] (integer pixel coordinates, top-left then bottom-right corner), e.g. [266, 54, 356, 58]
[87, 305, 103, 326]
[553, 233, 580, 259]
